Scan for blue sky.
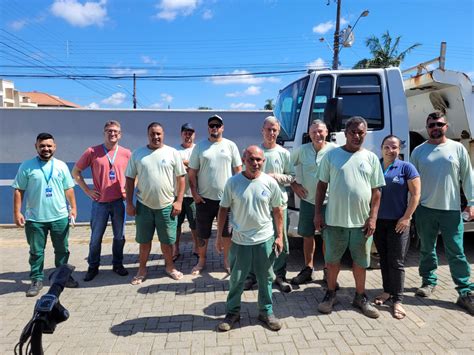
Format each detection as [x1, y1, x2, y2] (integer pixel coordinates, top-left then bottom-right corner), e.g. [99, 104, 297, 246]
[1, 0, 473, 110]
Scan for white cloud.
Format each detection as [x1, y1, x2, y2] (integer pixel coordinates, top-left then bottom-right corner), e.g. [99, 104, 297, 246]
[51, 0, 108, 27]
[110, 68, 148, 75]
[142, 55, 158, 65]
[230, 103, 257, 109]
[161, 93, 173, 103]
[86, 102, 100, 109]
[307, 58, 327, 69]
[211, 70, 280, 85]
[202, 9, 213, 20]
[9, 20, 27, 30]
[102, 92, 126, 106]
[312, 17, 348, 35]
[226, 85, 261, 97]
[155, 0, 199, 21]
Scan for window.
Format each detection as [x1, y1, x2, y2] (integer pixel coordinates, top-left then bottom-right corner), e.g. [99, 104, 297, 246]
[273, 76, 309, 141]
[310, 75, 333, 128]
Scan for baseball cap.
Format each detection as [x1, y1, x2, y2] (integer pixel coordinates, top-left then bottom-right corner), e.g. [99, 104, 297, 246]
[181, 123, 195, 132]
[208, 114, 223, 124]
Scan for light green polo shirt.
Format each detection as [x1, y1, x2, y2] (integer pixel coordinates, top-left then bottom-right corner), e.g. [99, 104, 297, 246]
[411, 139, 474, 210]
[125, 145, 186, 210]
[220, 172, 284, 246]
[318, 147, 385, 228]
[189, 138, 242, 201]
[261, 144, 293, 207]
[176, 143, 195, 198]
[12, 157, 75, 222]
[291, 142, 337, 205]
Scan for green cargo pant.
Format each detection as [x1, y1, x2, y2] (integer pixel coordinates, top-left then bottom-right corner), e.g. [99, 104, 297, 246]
[226, 238, 276, 315]
[415, 205, 473, 296]
[25, 217, 70, 281]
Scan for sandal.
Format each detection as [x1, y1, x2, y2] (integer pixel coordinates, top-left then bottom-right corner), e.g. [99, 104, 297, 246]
[191, 264, 205, 276]
[392, 303, 406, 320]
[131, 275, 146, 285]
[166, 269, 183, 281]
[373, 292, 391, 305]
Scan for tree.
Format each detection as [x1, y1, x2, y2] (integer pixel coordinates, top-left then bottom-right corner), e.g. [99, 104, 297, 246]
[264, 99, 274, 111]
[353, 31, 421, 69]
[197, 106, 212, 110]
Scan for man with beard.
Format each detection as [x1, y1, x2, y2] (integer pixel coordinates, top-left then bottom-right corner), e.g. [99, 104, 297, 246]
[13, 132, 79, 297]
[411, 111, 474, 314]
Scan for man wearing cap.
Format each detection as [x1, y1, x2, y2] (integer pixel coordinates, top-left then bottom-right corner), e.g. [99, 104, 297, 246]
[13, 132, 79, 297]
[173, 123, 198, 261]
[188, 115, 242, 275]
[72, 120, 131, 281]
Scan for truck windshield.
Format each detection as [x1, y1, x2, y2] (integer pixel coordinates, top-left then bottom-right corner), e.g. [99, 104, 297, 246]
[274, 75, 309, 141]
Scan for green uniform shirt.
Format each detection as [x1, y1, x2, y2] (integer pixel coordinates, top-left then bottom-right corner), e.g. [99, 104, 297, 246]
[411, 139, 474, 210]
[125, 145, 186, 209]
[189, 138, 242, 200]
[220, 172, 284, 245]
[291, 142, 337, 205]
[176, 143, 195, 198]
[12, 157, 75, 222]
[318, 147, 385, 228]
[261, 144, 293, 206]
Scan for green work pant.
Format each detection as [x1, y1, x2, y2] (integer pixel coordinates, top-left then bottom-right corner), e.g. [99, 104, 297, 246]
[226, 238, 276, 315]
[415, 205, 473, 296]
[272, 208, 289, 278]
[25, 217, 70, 281]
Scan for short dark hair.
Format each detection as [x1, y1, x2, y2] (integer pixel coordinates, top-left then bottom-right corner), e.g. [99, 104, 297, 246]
[36, 132, 54, 142]
[426, 111, 446, 124]
[147, 122, 163, 132]
[345, 116, 367, 132]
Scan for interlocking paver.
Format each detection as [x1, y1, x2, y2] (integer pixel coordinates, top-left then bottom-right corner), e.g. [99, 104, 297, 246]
[1, 225, 473, 354]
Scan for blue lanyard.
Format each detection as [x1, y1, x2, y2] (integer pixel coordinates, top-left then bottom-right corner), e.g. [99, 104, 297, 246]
[103, 144, 118, 167]
[37, 157, 54, 185]
[383, 162, 394, 176]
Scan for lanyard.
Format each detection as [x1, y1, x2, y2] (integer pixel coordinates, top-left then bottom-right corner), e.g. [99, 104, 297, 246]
[383, 162, 394, 176]
[37, 157, 54, 185]
[103, 144, 118, 167]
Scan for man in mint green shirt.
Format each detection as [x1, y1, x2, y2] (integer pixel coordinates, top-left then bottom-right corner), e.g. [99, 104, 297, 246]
[411, 111, 474, 314]
[216, 145, 284, 332]
[12, 132, 78, 297]
[315, 117, 385, 319]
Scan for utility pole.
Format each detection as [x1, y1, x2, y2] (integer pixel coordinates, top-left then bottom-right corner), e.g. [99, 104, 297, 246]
[133, 73, 137, 109]
[332, 0, 342, 70]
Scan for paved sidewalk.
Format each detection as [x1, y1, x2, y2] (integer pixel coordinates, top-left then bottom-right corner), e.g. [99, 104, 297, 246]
[0, 225, 473, 354]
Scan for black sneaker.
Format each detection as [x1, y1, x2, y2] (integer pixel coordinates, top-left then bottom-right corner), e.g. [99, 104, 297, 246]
[65, 275, 79, 288]
[243, 275, 257, 290]
[322, 268, 340, 290]
[317, 290, 338, 314]
[26, 280, 43, 297]
[290, 266, 315, 285]
[415, 284, 436, 298]
[352, 293, 380, 319]
[456, 292, 474, 315]
[113, 265, 129, 277]
[83, 267, 99, 282]
[275, 276, 292, 293]
[218, 313, 240, 331]
[258, 313, 282, 331]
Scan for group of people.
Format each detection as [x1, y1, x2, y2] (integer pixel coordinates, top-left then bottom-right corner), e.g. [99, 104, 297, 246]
[12, 111, 473, 332]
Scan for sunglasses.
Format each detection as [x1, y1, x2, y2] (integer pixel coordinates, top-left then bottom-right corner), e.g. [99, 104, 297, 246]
[208, 123, 222, 129]
[427, 122, 447, 128]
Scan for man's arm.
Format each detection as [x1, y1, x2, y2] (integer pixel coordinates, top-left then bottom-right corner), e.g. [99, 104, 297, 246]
[363, 188, 381, 237]
[314, 181, 328, 232]
[71, 165, 100, 201]
[188, 168, 205, 204]
[125, 177, 136, 216]
[65, 188, 77, 219]
[215, 206, 229, 253]
[272, 206, 284, 253]
[13, 189, 25, 227]
[172, 175, 185, 217]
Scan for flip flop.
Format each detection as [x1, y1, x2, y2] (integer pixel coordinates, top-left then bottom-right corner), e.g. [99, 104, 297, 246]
[172, 253, 181, 262]
[166, 269, 183, 281]
[131, 275, 146, 285]
[373, 293, 391, 305]
[392, 304, 406, 320]
[191, 264, 205, 276]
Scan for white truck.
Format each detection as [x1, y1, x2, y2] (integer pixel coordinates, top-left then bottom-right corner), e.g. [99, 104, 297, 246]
[272, 43, 474, 236]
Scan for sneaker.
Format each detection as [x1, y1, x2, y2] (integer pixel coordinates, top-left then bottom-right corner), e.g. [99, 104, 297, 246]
[26, 280, 43, 297]
[352, 293, 380, 319]
[275, 276, 292, 293]
[65, 275, 79, 288]
[290, 266, 315, 285]
[83, 267, 99, 282]
[113, 265, 129, 277]
[243, 275, 257, 290]
[258, 313, 282, 331]
[456, 292, 474, 315]
[322, 268, 340, 291]
[318, 290, 338, 314]
[415, 284, 436, 298]
[218, 313, 240, 332]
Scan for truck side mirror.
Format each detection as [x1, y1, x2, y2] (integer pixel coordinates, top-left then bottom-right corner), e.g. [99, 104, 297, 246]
[324, 97, 343, 132]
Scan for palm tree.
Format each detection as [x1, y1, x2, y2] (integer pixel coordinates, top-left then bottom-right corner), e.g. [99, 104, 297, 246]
[264, 99, 274, 111]
[353, 31, 421, 69]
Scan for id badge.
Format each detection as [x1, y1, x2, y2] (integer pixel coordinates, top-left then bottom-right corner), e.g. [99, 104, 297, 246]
[109, 170, 116, 180]
[45, 186, 53, 197]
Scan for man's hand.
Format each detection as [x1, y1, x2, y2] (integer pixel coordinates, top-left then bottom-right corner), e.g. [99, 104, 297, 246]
[395, 217, 411, 234]
[363, 216, 377, 237]
[171, 201, 182, 217]
[86, 188, 101, 201]
[314, 212, 325, 233]
[126, 203, 136, 216]
[291, 182, 307, 199]
[69, 207, 77, 220]
[192, 193, 205, 205]
[215, 236, 224, 254]
[14, 212, 25, 227]
[274, 237, 283, 254]
[463, 206, 474, 221]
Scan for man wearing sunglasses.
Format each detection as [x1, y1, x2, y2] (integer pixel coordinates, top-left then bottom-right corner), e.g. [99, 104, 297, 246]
[411, 111, 474, 315]
[188, 115, 242, 275]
